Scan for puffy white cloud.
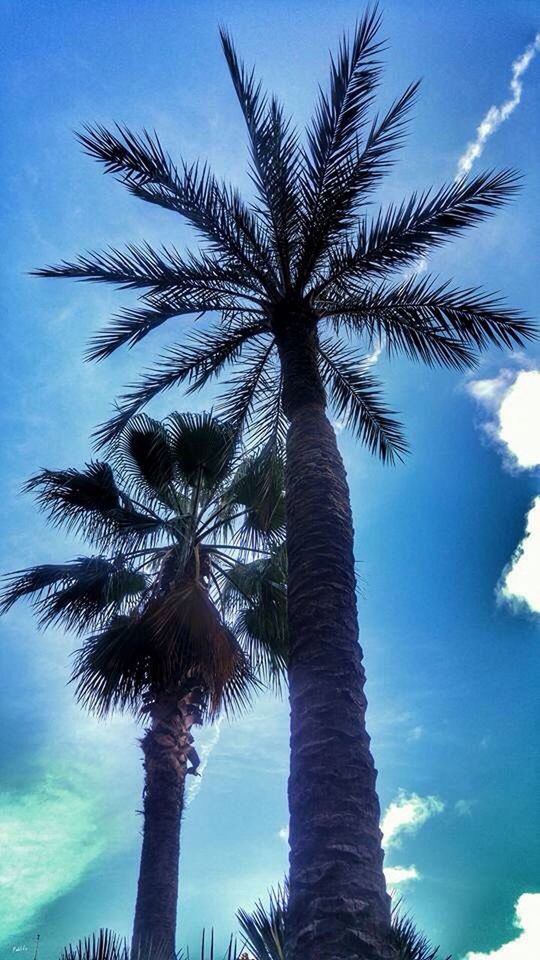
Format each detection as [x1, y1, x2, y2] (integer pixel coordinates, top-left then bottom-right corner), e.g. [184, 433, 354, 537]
[497, 371, 540, 469]
[500, 496, 540, 614]
[463, 893, 540, 960]
[467, 368, 540, 615]
[457, 34, 540, 178]
[382, 790, 445, 850]
[467, 369, 540, 469]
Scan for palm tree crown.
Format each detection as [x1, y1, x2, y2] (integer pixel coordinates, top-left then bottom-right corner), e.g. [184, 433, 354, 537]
[35, 10, 532, 456]
[1, 412, 287, 718]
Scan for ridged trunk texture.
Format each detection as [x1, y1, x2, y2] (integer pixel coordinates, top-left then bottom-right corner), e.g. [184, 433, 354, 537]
[276, 318, 393, 960]
[131, 690, 195, 958]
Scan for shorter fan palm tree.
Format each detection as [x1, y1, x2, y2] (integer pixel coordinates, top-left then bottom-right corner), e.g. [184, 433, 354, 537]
[1, 413, 287, 958]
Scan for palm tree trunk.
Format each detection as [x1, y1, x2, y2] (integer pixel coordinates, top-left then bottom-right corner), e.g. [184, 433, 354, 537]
[275, 319, 393, 960]
[132, 690, 195, 958]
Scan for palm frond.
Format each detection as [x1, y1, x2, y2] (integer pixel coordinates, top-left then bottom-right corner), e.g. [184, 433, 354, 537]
[76, 124, 276, 290]
[325, 274, 532, 358]
[220, 30, 302, 286]
[72, 615, 152, 716]
[301, 78, 418, 283]
[391, 905, 451, 960]
[316, 168, 521, 292]
[298, 9, 383, 282]
[1, 557, 147, 634]
[24, 463, 163, 548]
[222, 551, 288, 690]
[60, 928, 175, 960]
[215, 339, 278, 446]
[317, 337, 407, 463]
[166, 411, 238, 490]
[146, 579, 255, 719]
[237, 884, 288, 960]
[226, 452, 286, 546]
[93, 324, 270, 449]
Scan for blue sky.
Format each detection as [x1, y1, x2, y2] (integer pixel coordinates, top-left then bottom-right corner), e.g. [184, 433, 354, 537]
[1, 1, 539, 958]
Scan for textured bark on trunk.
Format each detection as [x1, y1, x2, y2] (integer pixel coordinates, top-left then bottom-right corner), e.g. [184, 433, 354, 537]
[132, 690, 196, 958]
[275, 317, 393, 960]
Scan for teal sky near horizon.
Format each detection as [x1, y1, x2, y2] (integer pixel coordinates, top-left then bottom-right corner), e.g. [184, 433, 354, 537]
[1, 2, 539, 958]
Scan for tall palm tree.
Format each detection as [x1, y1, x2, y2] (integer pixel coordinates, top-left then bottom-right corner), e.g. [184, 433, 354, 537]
[1, 413, 287, 957]
[34, 10, 533, 957]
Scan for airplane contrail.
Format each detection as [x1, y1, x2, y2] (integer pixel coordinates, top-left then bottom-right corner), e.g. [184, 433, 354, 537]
[457, 33, 540, 178]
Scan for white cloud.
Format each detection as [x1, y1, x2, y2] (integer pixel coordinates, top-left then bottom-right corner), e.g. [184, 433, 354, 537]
[384, 865, 420, 886]
[382, 790, 444, 893]
[468, 368, 540, 615]
[382, 790, 445, 850]
[500, 496, 540, 614]
[185, 717, 224, 806]
[407, 725, 424, 742]
[466, 368, 540, 469]
[455, 799, 474, 817]
[463, 893, 540, 960]
[277, 826, 289, 843]
[497, 371, 540, 469]
[457, 34, 540, 178]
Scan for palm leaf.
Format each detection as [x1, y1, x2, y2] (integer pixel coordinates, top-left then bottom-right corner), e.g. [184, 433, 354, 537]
[316, 169, 521, 292]
[317, 337, 407, 463]
[76, 124, 275, 290]
[24, 463, 163, 548]
[166, 411, 238, 490]
[220, 30, 302, 285]
[298, 9, 384, 282]
[1, 557, 147, 634]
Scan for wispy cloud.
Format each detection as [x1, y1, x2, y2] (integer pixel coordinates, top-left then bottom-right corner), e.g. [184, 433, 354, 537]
[185, 718, 224, 806]
[457, 34, 540, 178]
[463, 892, 540, 959]
[467, 368, 540, 615]
[0, 709, 139, 945]
[0, 774, 108, 944]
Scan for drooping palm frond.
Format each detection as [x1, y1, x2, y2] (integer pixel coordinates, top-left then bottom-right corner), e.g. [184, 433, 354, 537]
[222, 549, 288, 689]
[93, 323, 271, 450]
[23, 463, 163, 548]
[72, 614, 152, 716]
[317, 337, 407, 463]
[1, 557, 147, 634]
